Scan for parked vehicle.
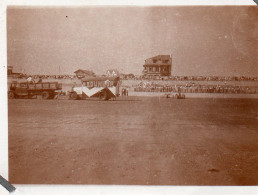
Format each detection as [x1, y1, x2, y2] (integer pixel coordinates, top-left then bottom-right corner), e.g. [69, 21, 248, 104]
[174, 92, 186, 99]
[69, 76, 121, 101]
[165, 92, 186, 99]
[8, 81, 62, 99]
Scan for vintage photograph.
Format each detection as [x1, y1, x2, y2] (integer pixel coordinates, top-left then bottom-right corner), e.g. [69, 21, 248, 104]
[7, 6, 258, 185]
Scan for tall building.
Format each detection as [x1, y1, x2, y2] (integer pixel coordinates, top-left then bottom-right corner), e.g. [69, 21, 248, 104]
[142, 55, 172, 77]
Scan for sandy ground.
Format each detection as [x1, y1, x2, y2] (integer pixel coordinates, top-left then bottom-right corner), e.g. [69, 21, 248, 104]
[8, 97, 258, 185]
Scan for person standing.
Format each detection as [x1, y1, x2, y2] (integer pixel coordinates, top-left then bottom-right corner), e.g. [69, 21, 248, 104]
[37, 77, 42, 83]
[121, 88, 124, 96]
[27, 76, 34, 84]
[27, 76, 32, 82]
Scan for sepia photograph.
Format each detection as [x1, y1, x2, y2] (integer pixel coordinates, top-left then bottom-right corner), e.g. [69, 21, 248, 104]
[6, 4, 258, 187]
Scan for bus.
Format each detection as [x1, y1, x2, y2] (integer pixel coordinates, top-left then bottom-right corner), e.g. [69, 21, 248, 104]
[69, 76, 121, 100]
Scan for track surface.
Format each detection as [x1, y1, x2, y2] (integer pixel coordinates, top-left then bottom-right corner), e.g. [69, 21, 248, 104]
[8, 97, 258, 185]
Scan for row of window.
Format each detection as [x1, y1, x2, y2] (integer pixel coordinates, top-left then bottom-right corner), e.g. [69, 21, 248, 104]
[153, 59, 169, 63]
[144, 66, 169, 72]
[12, 83, 58, 89]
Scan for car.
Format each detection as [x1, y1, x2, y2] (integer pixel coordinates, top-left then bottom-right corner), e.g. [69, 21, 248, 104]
[164, 92, 186, 99]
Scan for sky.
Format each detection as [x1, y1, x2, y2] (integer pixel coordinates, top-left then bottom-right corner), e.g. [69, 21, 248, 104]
[7, 6, 258, 76]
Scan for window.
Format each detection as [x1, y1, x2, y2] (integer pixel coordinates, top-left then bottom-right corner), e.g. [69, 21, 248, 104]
[163, 60, 169, 63]
[153, 59, 157, 63]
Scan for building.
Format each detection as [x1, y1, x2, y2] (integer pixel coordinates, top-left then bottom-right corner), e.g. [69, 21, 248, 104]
[142, 55, 172, 77]
[8, 66, 13, 75]
[74, 69, 95, 79]
[7, 66, 24, 78]
[106, 69, 120, 77]
[120, 73, 135, 79]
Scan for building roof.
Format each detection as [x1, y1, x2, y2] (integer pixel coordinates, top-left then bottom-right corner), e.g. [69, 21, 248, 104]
[143, 64, 171, 66]
[106, 69, 119, 73]
[150, 55, 171, 61]
[74, 69, 95, 75]
[144, 55, 172, 66]
[106, 69, 120, 76]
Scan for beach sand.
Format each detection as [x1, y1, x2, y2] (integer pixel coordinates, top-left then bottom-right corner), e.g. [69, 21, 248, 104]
[8, 97, 258, 185]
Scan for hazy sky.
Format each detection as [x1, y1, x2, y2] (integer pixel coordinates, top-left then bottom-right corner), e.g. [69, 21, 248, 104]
[7, 6, 258, 76]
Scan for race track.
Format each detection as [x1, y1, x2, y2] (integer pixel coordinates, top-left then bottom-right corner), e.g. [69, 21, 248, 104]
[8, 97, 258, 185]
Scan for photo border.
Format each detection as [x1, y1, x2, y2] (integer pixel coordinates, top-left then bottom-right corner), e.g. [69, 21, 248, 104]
[0, 0, 256, 194]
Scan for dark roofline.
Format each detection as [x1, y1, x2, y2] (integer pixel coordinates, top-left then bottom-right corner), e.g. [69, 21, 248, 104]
[148, 55, 171, 60]
[74, 69, 95, 74]
[144, 63, 171, 66]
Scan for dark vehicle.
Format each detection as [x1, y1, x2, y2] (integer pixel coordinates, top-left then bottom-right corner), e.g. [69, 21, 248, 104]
[69, 76, 120, 101]
[174, 92, 186, 99]
[165, 92, 186, 99]
[8, 81, 62, 99]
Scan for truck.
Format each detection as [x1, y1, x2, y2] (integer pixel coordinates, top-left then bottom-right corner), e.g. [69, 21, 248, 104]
[8, 81, 62, 99]
[69, 76, 120, 101]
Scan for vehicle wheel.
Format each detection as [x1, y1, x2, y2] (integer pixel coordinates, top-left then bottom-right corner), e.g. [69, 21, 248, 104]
[42, 91, 50, 99]
[48, 93, 55, 99]
[69, 91, 78, 100]
[175, 94, 179, 99]
[28, 92, 35, 99]
[99, 91, 108, 101]
[8, 91, 15, 99]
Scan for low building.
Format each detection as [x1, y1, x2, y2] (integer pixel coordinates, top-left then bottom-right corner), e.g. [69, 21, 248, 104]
[106, 69, 120, 77]
[142, 55, 172, 77]
[8, 66, 13, 75]
[120, 73, 135, 79]
[7, 66, 24, 78]
[74, 69, 95, 79]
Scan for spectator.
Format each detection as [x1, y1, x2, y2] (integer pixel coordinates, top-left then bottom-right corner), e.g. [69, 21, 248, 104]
[37, 77, 42, 83]
[27, 76, 34, 84]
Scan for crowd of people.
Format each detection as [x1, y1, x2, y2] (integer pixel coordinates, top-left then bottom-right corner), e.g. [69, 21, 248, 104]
[121, 75, 258, 82]
[134, 82, 258, 94]
[9, 74, 258, 82]
[121, 88, 129, 96]
[9, 73, 258, 95]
